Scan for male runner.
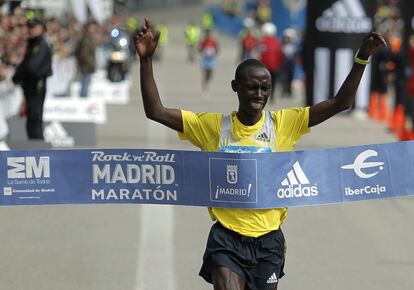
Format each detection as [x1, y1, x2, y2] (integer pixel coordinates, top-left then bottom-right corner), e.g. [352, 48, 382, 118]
[135, 18, 386, 290]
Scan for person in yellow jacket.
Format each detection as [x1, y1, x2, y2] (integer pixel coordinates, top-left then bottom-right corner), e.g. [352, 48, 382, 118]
[134, 18, 386, 290]
[256, 2, 271, 25]
[184, 21, 200, 62]
[154, 22, 168, 60]
[202, 11, 214, 31]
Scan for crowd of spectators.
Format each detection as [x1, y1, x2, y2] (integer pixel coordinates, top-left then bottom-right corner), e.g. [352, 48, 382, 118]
[0, 6, 134, 140]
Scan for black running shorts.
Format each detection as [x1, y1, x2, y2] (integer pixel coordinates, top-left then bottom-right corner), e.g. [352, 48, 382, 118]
[199, 222, 286, 290]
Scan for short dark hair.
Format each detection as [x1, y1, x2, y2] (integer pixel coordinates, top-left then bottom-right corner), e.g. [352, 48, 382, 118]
[235, 59, 267, 82]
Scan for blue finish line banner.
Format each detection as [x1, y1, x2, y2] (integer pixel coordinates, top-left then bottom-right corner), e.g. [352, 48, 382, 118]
[1, 141, 413, 208]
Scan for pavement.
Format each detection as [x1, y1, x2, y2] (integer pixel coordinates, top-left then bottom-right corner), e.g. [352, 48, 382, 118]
[1, 2, 413, 290]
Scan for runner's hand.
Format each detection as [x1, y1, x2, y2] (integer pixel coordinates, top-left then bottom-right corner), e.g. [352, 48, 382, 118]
[357, 32, 387, 59]
[134, 18, 161, 59]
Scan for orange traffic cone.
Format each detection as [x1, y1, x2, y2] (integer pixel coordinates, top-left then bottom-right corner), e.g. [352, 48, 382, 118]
[392, 104, 407, 140]
[388, 108, 395, 131]
[400, 127, 414, 141]
[388, 106, 399, 132]
[378, 94, 389, 122]
[398, 128, 410, 141]
[388, 106, 401, 133]
[399, 128, 412, 141]
[368, 92, 379, 120]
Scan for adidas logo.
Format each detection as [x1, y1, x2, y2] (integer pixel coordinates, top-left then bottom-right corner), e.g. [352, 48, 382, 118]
[256, 132, 270, 142]
[44, 121, 75, 147]
[315, 0, 372, 33]
[277, 161, 318, 198]
[281, 161, 309, 186]
[266, 273, 278, 284]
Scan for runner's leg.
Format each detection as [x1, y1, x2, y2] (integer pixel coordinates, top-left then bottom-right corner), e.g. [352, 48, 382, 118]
[212, 266, 246, 290]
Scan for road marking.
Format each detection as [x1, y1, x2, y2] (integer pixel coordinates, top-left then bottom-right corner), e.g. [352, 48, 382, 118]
[135, 205, 175, 290]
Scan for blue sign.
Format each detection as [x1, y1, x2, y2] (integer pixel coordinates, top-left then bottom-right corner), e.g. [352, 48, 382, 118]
[271, 0, 307, 38]
[0, 141, 413, 208]
[209, 157, 257, 204]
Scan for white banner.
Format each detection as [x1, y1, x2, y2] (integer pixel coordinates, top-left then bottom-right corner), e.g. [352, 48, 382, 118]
[85, 70, 130, 104]
[43, 97, 106, 124]
[47, 69, 130, 105]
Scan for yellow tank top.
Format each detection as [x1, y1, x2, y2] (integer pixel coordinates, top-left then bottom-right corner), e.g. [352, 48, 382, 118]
[210, 112, 287, 237]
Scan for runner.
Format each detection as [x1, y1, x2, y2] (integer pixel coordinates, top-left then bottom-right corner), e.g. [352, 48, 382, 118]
[184, 21, 200, 62]
[199, 29, 219, 94]
[258, 22, 283, 102]
[134, 18, 386, 290]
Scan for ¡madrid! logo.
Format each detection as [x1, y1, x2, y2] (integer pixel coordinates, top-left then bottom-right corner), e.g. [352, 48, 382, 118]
[277, 161, 318, 198]
[316, 0, 372, 33]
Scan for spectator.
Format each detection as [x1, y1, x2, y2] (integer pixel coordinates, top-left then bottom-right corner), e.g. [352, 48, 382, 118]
[0, 63, 10, 139]
[50, 26, 77, 97]
[280, 28, 297, 98]
[74, 22, 97, 98]
[0, 15, 10, 37]
[406, 34, 414, 138]
[388, 35, 405, 110]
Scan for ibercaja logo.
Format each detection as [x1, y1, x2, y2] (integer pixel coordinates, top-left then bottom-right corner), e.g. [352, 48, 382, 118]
[340, 149, 388, 198]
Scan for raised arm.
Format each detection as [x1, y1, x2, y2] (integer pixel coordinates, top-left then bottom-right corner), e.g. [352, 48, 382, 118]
[308, 32, 387, 127]
[135, 18, 183, 132]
